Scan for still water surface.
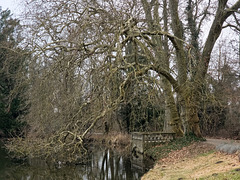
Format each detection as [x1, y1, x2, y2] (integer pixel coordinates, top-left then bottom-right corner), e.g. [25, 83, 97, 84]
[0, 144, 147, 180]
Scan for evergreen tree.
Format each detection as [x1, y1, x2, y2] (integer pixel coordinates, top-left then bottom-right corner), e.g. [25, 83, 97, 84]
[0, 8, 28, 137]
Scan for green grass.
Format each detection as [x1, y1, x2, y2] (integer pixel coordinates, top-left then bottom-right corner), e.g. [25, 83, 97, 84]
[145, 134, 205, 160]
[199, 149, 215, 157]
[199, 169, 240, 180]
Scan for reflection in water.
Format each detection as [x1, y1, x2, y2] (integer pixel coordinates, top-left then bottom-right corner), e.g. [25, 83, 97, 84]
[0, 145, 145, 180]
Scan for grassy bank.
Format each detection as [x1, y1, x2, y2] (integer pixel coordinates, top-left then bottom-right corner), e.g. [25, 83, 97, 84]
[199, 168, 240, 180]
[142, 138, 240, 180]
[145, 135, 205, 161]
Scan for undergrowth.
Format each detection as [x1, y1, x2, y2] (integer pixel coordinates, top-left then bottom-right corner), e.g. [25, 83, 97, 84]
[145, 134, 205, 160]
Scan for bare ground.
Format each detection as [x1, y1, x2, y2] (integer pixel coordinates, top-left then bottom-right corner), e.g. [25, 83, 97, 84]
[141, 140, 240, 180]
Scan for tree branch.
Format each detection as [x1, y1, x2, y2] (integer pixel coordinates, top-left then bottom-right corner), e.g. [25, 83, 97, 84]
[199, 0, 240, 79]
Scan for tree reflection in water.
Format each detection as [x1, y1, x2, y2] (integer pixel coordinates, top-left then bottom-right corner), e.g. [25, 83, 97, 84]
[0, 146, 143, 180]
[98, 149, 139, 179]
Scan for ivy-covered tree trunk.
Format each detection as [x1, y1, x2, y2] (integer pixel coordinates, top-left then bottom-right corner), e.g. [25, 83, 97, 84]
[180, 83, 202, 137]
[168, 0, 240, 137]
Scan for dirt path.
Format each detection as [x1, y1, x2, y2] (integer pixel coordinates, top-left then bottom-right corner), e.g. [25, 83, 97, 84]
[206, 138, 240, 154]
[206, 138, 240, 147]
[141, 140, 240, 180]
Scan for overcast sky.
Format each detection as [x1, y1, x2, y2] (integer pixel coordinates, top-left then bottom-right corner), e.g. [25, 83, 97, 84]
[0, 0, 21, 16]
[0, 0, 238, 65]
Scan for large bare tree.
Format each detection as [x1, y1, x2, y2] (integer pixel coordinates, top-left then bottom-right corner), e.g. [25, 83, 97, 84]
[7, 0, 240, 162]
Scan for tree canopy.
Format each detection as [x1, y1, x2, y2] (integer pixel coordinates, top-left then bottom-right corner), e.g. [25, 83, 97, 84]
[4, 0, 240, 162]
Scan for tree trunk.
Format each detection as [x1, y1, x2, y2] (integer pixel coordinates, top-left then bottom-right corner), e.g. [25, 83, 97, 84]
[185, 97, 202, 137]
[179, 83, 202, 137]
[162, 77, 183, 136]
[141, 0, 183, 136]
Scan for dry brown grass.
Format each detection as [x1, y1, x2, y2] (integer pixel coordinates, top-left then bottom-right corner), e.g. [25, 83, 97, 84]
[141, 142, 240, 180]
[87, 132, 131, 147]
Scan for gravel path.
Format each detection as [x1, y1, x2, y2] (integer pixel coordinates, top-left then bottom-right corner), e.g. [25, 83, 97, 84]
[206, 138, 240, 154]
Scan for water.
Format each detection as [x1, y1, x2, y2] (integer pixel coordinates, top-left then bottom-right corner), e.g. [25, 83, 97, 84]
[0, 144, 150, 180]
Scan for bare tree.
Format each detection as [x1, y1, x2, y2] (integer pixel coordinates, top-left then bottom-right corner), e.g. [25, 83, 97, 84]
[7, 0, 240, 162]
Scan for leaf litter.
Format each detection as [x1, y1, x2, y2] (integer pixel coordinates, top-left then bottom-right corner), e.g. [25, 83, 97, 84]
[142, 142, 240, 180]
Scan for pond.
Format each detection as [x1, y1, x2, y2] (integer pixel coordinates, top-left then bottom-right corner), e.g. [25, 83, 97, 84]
[0, 143, 152, 180]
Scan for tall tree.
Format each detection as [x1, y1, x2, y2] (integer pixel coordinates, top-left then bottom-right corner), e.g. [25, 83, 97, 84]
[0, 8, 28, 136]
[6, 0, 240, 161]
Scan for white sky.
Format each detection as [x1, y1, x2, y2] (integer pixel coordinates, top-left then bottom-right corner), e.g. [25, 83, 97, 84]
[0, 0, 22, 16]
[0, 0, 238, 66]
